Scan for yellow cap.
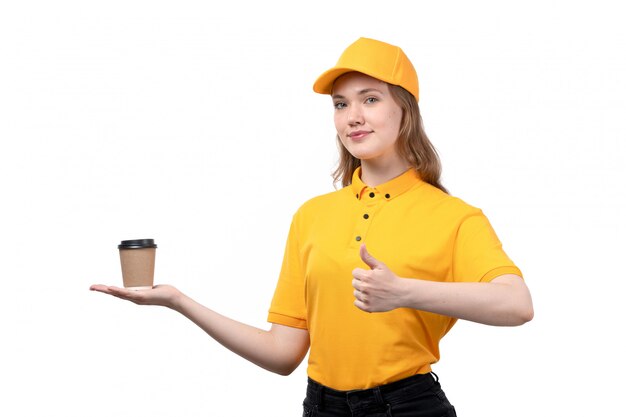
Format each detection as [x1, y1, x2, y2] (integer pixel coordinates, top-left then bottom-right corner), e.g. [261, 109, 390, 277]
[313, 37, 419, 100]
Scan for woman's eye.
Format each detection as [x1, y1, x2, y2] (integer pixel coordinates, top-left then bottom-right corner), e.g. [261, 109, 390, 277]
[334, 102, 347, 109]
[365, 97, 378, 104]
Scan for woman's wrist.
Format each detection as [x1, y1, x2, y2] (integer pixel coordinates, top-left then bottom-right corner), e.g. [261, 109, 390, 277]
[167, 288, 187, 312]
[396, 277, 422, 310]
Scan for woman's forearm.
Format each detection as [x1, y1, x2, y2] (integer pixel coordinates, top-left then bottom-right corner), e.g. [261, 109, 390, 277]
[171, 293, 310, 375]
[352, 246, 534, 326]
[397, 274, 534, 326]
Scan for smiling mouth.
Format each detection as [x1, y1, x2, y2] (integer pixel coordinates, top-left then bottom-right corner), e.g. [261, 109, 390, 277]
[348, 131, 371, 140]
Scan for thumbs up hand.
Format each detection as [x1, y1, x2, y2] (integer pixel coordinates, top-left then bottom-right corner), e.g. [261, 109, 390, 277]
[352, 244, 405, 313]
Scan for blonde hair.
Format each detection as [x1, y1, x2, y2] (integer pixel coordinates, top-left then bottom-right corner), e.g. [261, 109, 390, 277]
[332, 84, 448, 193]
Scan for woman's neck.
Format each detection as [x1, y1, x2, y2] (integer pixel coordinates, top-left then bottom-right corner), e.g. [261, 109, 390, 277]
[360, 158, 411, 187]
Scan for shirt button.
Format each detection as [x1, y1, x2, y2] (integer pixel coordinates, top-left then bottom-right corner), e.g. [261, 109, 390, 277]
[356, 194, 359, 199]
[356, 236, 362, 241]
[369, 192, 375, 198]
[363, 214, 369, 219]
[385, 193, 390, 199]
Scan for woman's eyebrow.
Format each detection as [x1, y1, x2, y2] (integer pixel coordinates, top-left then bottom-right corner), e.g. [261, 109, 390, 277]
[332, 88, 384, 100]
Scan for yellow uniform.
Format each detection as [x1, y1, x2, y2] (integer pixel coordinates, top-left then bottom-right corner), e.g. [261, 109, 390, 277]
[268, 167, 521, 390]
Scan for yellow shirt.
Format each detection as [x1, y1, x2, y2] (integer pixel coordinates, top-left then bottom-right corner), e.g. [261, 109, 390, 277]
[268, 167, 521, 390]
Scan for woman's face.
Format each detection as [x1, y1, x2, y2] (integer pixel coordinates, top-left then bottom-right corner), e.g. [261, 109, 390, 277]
[332, 72, 403, 165]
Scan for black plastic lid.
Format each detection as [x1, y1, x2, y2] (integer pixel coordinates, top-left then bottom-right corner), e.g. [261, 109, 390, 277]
[118, 239, 157, 249]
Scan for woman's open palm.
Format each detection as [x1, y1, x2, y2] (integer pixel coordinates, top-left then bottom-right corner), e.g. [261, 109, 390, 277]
[90, 284, 181, 309]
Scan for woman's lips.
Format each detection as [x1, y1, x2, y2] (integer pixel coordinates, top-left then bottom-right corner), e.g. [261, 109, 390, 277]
[348, 130, 371, 140]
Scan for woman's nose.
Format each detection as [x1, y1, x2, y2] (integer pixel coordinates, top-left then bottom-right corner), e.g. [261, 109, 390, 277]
[348, 105, 364, 125]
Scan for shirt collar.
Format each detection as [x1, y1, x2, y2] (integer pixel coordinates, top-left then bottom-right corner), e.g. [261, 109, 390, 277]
[350, 166, 423, 201]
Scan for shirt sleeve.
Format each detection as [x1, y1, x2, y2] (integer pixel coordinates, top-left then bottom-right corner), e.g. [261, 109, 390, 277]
[452, 211, 522, 283]
[267, 215, 308, 329]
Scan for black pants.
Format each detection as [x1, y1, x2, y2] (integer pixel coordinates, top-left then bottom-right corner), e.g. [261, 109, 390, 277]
[302, 373, 456, 417]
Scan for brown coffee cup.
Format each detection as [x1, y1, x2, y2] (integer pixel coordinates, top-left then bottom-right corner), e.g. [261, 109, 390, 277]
[118, 239, 157, 290]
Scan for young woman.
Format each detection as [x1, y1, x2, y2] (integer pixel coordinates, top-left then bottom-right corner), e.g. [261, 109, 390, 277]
[91, 37, 533, 416]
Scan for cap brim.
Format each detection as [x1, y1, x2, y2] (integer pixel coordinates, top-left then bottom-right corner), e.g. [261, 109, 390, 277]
[313, 67, 359, 95]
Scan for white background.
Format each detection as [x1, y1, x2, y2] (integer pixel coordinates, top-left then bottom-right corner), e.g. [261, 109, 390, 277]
[1, 1, 624, 416]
